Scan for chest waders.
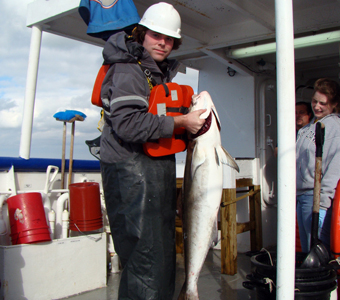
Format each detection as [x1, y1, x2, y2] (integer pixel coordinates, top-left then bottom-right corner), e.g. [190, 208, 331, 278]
[101, 153, 177, 300]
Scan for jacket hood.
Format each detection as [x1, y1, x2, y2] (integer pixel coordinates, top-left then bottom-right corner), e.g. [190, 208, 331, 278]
[103, 32, 138, 64]
[312, 113, 340, 123]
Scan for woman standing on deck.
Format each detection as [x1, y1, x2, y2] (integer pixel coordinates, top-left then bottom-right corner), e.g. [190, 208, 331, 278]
[296, 78, 340, 253]
[99, 3, 206, 299]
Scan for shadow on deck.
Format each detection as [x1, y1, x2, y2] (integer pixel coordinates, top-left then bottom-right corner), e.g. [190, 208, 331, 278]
[65, 250, 256, 300]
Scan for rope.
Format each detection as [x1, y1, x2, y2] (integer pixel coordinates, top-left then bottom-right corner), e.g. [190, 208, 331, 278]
[260, 247, 274, 266]
[74, 223, 103, 242]
[260, 249, 276, 293]
[263, 277, 276, 293]
[0, 229, 8, 235]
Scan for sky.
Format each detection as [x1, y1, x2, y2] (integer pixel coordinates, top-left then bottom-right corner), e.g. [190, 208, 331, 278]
[0, 0, 198, 161]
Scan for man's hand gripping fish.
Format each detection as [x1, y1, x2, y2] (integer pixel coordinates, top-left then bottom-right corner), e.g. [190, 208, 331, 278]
[178, 91, 239, 300]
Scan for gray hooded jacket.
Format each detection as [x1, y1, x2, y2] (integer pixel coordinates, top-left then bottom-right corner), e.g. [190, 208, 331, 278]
[296, 113, 340, 209]
[100, 32, 180, 163]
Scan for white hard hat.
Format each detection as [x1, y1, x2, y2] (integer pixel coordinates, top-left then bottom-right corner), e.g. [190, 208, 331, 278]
[139, 2, 181, 39]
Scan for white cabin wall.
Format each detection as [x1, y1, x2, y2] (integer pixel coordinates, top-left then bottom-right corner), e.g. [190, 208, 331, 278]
[194, 58, 256, 158]
[255, 76, 278, 250]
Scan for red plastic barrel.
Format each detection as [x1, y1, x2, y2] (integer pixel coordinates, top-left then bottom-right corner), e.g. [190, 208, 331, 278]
[69, 182, 103, 232]
[7, 192, 51, 245]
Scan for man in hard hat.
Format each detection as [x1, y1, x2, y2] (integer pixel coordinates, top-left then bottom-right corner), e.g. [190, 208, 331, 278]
[100, 3, 206, 299]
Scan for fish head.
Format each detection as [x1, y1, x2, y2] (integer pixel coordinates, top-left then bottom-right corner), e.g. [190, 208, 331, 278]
[190, 91, 213, 119]
[190, 91, 222, 135]
[189, 91, 240, 173]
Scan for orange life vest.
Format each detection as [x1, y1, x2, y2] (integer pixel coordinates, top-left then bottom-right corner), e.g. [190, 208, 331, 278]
[331, 179, 340, 257]
[143, 83, 193, 157]
[91, 64, 110, 107]
[91, 64, 193, 157]
[330, 179, 340, 297]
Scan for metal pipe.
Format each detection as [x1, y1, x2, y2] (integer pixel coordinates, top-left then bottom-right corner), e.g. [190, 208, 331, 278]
[275, 0, 296, 299]
[56, 193, 69, 238]
[48, 210, 56, 239]
[228, 30, 340, 59]
[19, 24, 42, 159]
[62, 210, 69, 239]
[0, 189, 69, 195]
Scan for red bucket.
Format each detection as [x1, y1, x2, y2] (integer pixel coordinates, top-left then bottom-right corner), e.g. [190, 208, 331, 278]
[69, 182, 103, 232]
[7, 193, 51, 245]
[69, 222, 103, 232]
[69, 218, 103, 231]
[10, 229, 51, 245]
[69, 218, 102, 225]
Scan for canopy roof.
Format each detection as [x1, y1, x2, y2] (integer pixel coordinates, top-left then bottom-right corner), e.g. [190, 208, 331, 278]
[27, 0, 340, 74]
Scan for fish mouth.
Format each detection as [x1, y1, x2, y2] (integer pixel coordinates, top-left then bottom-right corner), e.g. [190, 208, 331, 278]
[191, 112, 212, 139]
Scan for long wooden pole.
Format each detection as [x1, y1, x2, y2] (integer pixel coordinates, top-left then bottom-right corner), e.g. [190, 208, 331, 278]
[68, 121, 75, 187]
[61, 122, 67, 189]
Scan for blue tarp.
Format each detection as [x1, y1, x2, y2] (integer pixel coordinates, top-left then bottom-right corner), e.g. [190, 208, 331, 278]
[0, 157, 100, 172]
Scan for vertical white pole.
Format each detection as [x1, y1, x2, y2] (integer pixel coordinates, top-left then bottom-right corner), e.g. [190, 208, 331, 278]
[275, 0, 296, 299]
[19, 24, 42, 159]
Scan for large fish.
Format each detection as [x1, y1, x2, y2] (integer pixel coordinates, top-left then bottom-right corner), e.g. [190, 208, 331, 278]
[178, 91, 239, 300]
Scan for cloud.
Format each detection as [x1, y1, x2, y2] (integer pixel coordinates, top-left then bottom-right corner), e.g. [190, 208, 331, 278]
[0, 1, 103, 160]
[0, 106, 22, 129]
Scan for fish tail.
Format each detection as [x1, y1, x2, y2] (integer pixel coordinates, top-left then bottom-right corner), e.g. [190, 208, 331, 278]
[177, 283, 199, 300]
[178, 288, 185, 300]
[177, 284, 186, 300]
[209, 218, 219, 248]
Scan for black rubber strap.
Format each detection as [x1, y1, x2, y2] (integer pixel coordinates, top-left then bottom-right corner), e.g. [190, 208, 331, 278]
[174, 134, 187, 140]
[162, 83, 169, 97]
[166, 107, 189, 114]
[315, 122, 325, 158]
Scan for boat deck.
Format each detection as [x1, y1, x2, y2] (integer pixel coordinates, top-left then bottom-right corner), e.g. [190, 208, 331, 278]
[65, 250, 256, 300]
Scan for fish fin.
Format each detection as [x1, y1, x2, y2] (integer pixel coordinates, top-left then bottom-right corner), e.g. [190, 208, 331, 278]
[214, 147, 221, 166]
[209, 218, 219, 248]
[191, 143, 206, 178]
[216, 146, 240, 172]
